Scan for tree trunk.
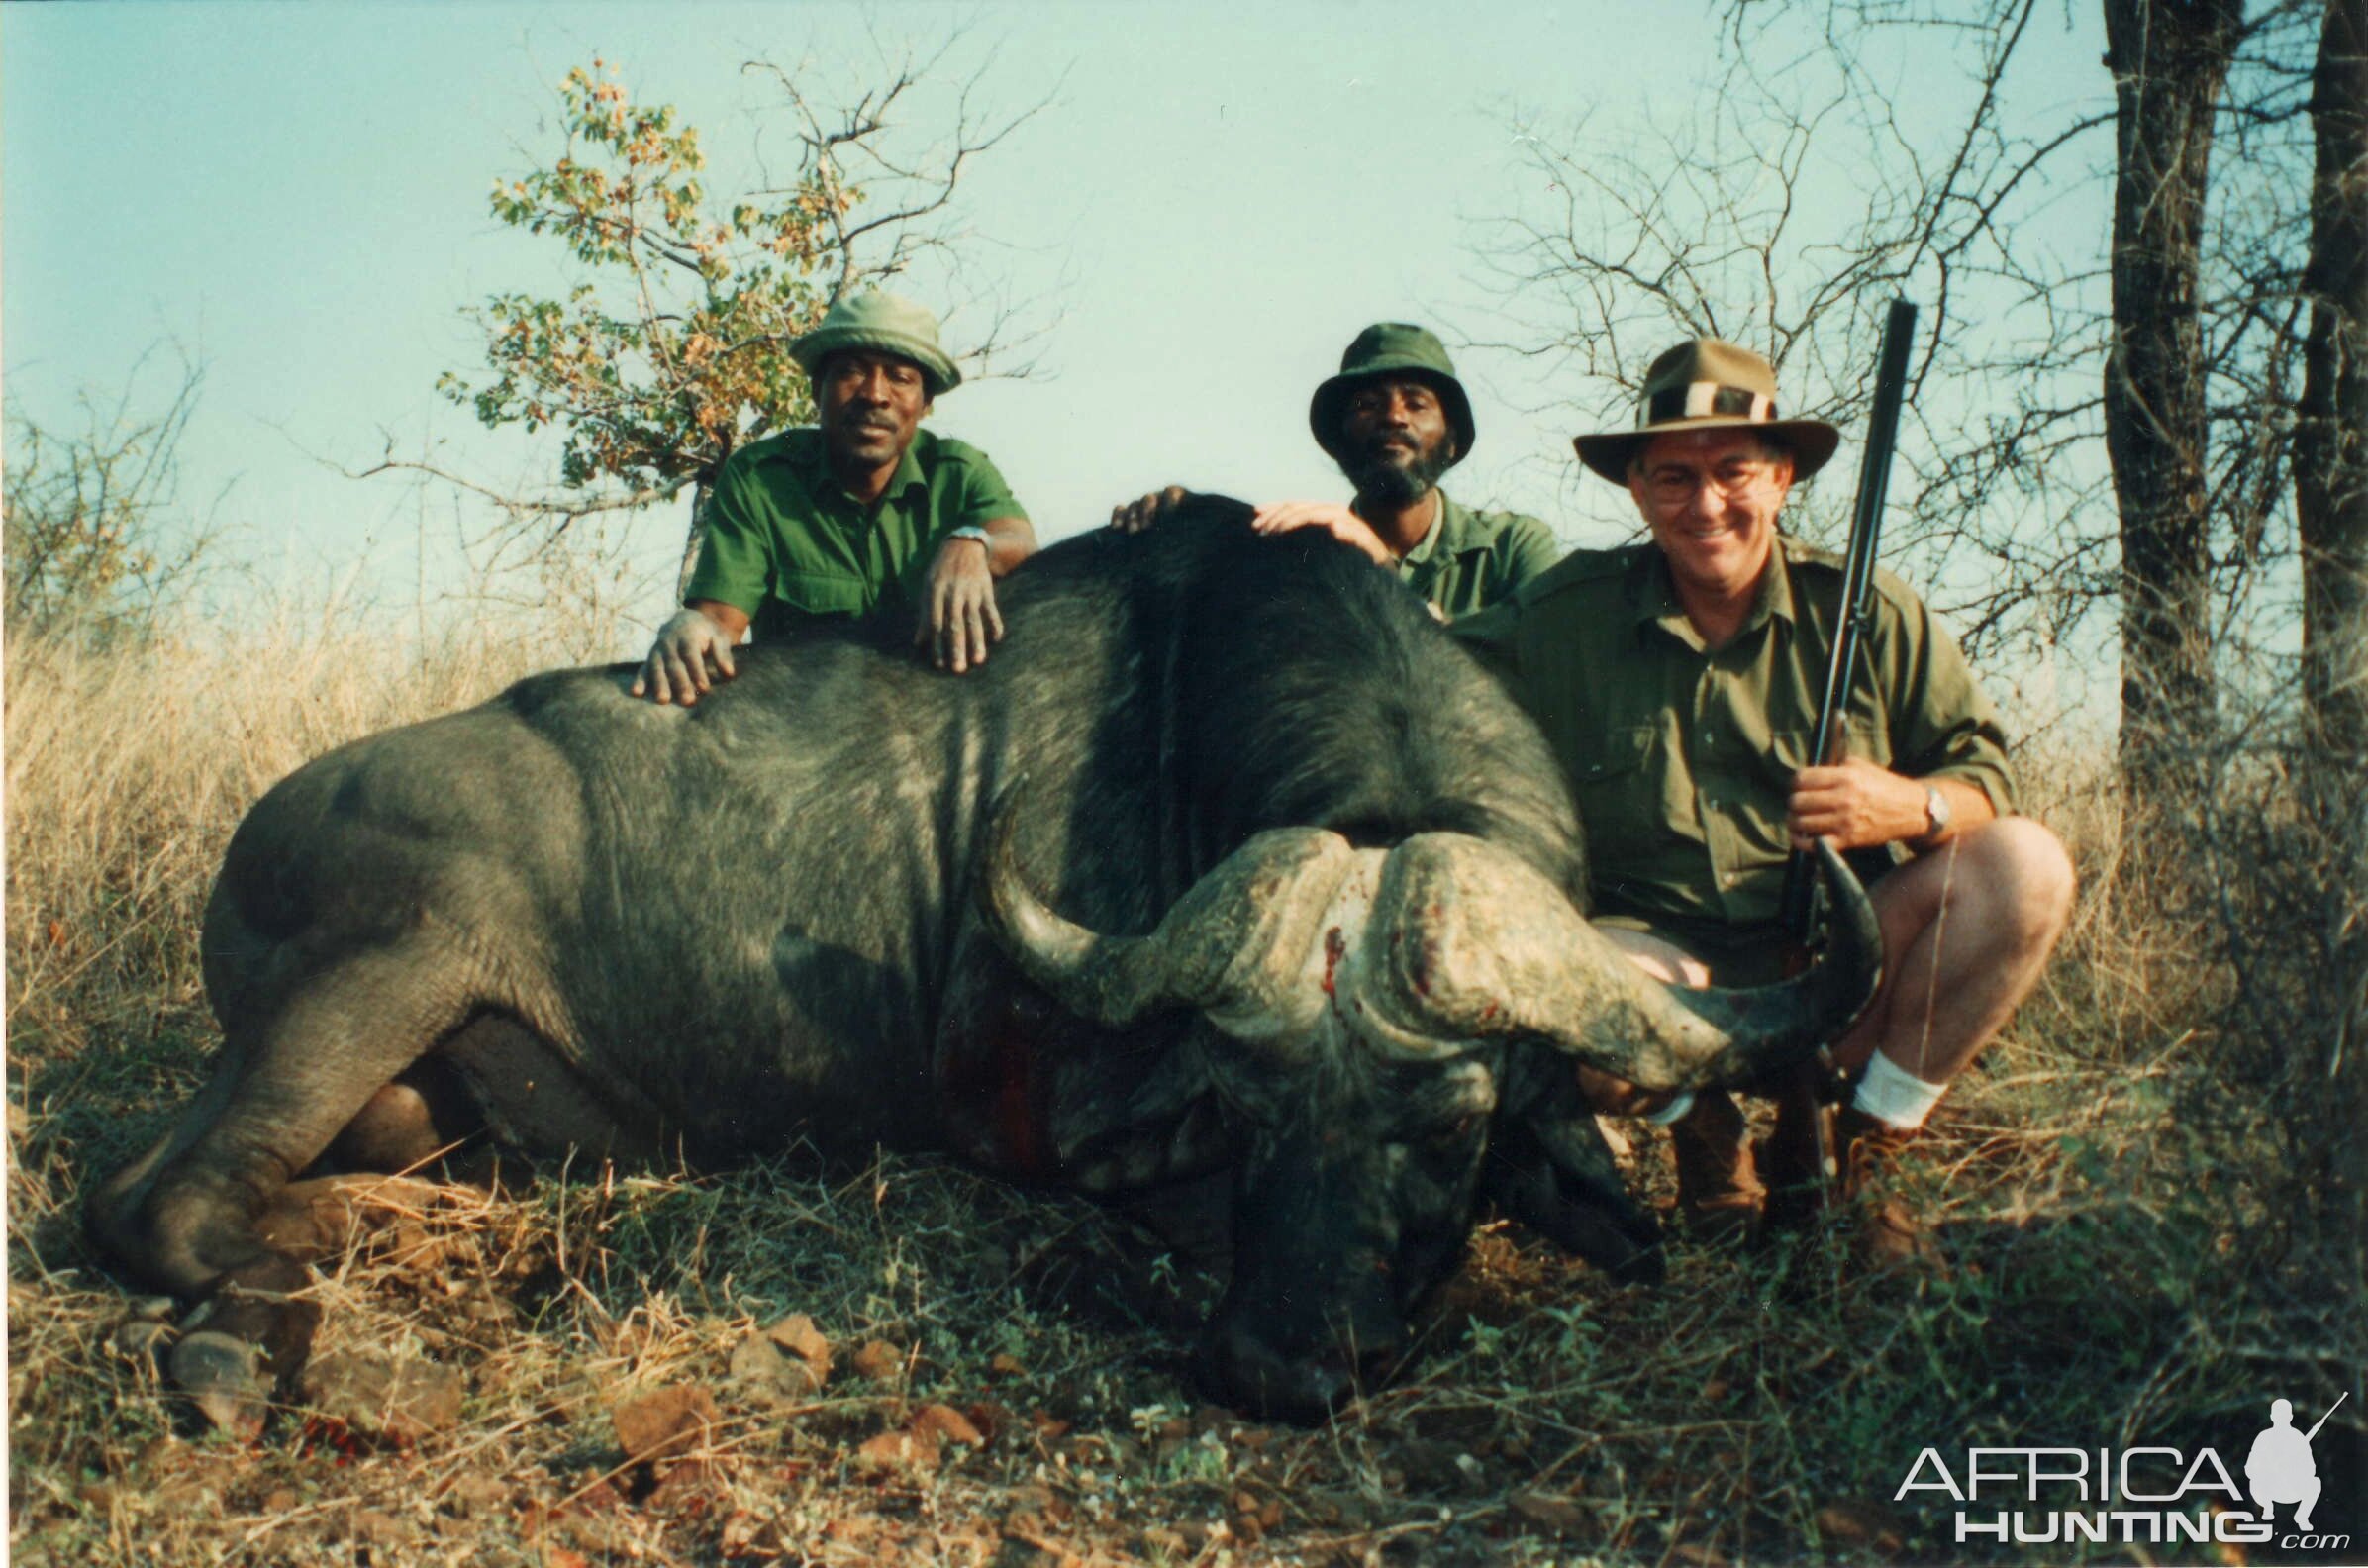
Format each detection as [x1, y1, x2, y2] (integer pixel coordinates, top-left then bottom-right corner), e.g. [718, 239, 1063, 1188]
[2101, 0, 2244, 791]
[2295, 0, 2368, 1315]
[2300, 0, 2368, 758]
[676, 479, 714, 607]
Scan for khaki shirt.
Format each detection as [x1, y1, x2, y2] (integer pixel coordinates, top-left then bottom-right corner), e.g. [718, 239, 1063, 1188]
[687, 428, 1026, 640]
[1453, 536, 2017, 939]
[1366, 490, 1561, 618]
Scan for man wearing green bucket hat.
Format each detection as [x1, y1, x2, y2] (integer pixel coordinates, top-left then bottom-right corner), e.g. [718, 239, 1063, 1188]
[636, 291, 1035, 703]
[1454, 337, 2075, 1267]
[1110, 323, 1558, 618]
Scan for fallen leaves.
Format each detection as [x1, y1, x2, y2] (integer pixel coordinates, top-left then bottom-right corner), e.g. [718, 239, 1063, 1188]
[611, 1384, 719, 1467]
[856, 1402, 987, 1474]
[728, 1314, 832, 1404]
[851, 1338, 907, 1384]
[911, 1402, 985, 1447]
[300, 1350, 467, 1442]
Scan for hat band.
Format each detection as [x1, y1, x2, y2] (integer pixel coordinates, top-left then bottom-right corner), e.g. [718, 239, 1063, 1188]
[1641, 382, 1775, 428]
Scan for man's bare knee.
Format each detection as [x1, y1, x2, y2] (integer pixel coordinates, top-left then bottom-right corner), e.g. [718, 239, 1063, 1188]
[1957, 817, 2076, 951]
[1598, 927, 1712, 989]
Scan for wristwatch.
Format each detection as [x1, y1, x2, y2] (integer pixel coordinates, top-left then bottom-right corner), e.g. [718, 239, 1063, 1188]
[1923, 783, 1953, 838]
[946, 525, 992, 552]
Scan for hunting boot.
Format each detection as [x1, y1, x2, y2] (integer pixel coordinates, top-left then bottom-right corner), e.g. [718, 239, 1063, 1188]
[1763, 1083, 1936, 1272]
[1831, 1107, 1936, 1272]
[1669, 1090, 1763, 1246]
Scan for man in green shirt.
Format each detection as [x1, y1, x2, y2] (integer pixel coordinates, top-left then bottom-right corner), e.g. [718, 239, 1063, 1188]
[1109, 323, 1559, 617]
[1454, 338, 2076, 1263]
[635, 291, 1035, 704]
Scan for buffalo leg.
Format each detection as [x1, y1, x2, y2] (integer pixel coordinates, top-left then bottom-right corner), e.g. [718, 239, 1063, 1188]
[86, 933, 488, 1431]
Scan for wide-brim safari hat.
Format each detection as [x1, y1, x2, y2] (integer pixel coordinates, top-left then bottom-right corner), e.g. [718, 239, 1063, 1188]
[1309, 322, 1476, 465]
[1572, 338, 1839, 484]
[790, 290, 962, 398]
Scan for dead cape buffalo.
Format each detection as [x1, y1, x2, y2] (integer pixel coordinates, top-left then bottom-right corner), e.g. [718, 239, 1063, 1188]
[89, 499, 1878, 1423]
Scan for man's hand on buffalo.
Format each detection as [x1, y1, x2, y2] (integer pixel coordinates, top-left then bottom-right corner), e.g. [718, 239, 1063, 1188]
[632, 603, 749, 706]
[1248, 501, 1395, 565]
[1107, 484, 1195, 534]
[916, 530, 1005, 674]
[1787, 757, 1990, 852]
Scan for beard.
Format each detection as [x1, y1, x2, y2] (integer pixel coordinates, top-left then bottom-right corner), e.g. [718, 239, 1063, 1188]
[1342, 433, 1451, 508]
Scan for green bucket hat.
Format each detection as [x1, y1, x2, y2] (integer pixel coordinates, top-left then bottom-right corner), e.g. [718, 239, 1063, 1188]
[790, 291, 962, 398]
[1308, 323, 1476, 465]
[1572, 338, 1839, 484]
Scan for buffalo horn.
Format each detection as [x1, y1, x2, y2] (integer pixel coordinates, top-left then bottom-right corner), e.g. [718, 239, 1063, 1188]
[974, 787, 1359, 1044]
[1382, 836, 1882, 1090]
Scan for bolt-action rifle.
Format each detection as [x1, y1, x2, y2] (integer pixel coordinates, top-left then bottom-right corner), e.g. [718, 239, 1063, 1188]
[1779, 298, 1919, 943]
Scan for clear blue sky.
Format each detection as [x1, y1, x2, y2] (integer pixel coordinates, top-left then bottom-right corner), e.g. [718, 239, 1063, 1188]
[3, 1, 2111, 650]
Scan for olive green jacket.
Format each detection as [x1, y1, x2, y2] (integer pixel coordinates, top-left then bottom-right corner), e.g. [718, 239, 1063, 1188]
[1452, 536, 2016, 937]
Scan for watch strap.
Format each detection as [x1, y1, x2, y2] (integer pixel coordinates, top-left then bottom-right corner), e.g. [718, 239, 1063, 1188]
[1923, 783, 1951, 835]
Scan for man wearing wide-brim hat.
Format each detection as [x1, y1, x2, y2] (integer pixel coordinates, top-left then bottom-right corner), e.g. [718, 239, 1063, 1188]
[1110, 323, 1558, 618]
[637, 291, 1036, 703]
[1454, 337, 2075, 1266]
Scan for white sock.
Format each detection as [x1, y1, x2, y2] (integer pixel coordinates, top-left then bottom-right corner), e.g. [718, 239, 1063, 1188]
[1851, 1051, 1946, 1130]
[1643, 1091, 1697, 1127]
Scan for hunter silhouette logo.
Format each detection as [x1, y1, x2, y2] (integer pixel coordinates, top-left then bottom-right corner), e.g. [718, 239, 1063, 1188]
[1894, 1392, 2350, 1550]
[2247, 1393, 2344, 1532]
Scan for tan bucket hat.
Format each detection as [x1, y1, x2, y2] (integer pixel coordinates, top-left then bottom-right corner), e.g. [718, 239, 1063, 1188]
[1572, 338, 1839, 484]
[790, 291, 962, 398]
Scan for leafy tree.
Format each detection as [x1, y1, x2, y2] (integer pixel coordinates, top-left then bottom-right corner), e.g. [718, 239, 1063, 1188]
[438, 61, 837, 521]
[403, 48, 1046, 589]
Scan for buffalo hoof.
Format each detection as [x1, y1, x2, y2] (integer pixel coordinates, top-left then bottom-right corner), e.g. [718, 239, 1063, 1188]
[170, 1329, 272, 1439]
[1202, 1322, 1394, 1425]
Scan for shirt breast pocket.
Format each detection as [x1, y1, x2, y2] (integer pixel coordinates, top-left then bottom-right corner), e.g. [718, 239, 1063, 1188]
[771, 571, 871, 617]
[1570, 724, 1658, 849]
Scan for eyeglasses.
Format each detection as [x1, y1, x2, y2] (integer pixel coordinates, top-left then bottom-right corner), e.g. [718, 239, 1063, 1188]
[1640, 462, 1782, 507]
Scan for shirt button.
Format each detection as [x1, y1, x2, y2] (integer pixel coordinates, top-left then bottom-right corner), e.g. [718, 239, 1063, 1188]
[1722, 872, 1739, 887]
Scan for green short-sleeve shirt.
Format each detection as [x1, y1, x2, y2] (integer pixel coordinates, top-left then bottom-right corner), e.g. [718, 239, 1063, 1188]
[685, 428, 1027, 639]
[1374, 491, 1561, 618]
[1452, 536, 2017, 937]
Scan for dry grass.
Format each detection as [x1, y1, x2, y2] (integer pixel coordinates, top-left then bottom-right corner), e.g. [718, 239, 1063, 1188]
[7, 624, 2357, 1566]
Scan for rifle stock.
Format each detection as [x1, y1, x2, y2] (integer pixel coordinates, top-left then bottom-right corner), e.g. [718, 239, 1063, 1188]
[1779, 299, 1919, 941]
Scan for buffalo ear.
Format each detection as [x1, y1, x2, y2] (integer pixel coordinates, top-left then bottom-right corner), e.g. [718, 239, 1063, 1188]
[1484, 1109, 1664, 1286]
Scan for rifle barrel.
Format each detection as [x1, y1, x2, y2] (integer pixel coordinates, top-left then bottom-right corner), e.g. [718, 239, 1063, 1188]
[1778, 299, 1919, 940]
